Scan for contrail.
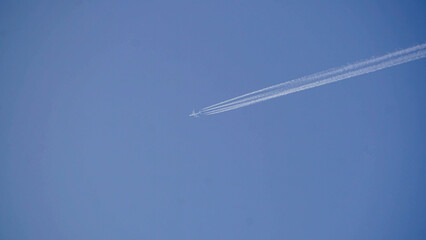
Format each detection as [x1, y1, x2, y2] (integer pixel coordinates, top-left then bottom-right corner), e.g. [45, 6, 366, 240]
[204, 48, 426, 115]
[191, 43, 426, 117]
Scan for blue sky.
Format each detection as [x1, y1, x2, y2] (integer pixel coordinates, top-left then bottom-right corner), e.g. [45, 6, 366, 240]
[1, 1, 425, 239]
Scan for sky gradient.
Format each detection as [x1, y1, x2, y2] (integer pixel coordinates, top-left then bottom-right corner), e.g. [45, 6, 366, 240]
[1, 1, 426, 239]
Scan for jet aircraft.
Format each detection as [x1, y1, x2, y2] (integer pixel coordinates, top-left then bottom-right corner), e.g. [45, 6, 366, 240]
[189, 110, 200, 118]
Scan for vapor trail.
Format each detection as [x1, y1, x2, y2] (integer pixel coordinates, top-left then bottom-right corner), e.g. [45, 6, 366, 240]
[192, 43, 426, 117]
[204, 49, 426, 115]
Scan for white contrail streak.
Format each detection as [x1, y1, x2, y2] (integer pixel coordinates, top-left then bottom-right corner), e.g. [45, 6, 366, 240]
[192, 43, 426, 116]
[204, 49, 426, 115]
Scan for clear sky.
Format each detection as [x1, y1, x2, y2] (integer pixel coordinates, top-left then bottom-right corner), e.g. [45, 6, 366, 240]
[1, 1, 425, 239]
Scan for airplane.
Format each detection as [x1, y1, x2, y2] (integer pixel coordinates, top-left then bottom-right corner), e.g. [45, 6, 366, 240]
[189, 110, 200, 118]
